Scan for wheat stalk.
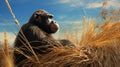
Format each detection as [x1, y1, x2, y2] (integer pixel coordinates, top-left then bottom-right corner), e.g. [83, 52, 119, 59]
[5, 0, 41, 65]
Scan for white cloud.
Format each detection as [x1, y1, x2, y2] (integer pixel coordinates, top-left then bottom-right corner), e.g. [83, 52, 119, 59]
[0, 32, 16, 47]
[86, 2, 102, 9]
[68, 21, 82, 24]
[57, 15, 67, 20]
[59, 0, 70, 3]
[9, 0, 30, 4]
[60, 20, 83, 25]
[0, 23, 8, 26]
[107, 0, 120, 8]
[86, 0, 120, 9]
[58, 0, 84, 8]
[58, 0, 120, 9]
[0, 23, 15, 26]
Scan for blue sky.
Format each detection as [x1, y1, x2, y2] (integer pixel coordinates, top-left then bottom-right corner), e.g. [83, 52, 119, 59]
[0, 0, 120, 32]
[0, 0, 120, 45]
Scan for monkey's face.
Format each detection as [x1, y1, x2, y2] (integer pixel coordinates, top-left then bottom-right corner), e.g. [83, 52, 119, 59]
[31, 10, 59, 34]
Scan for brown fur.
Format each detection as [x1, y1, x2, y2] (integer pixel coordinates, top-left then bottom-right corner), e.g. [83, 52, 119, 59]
[14, 10, 74, 66]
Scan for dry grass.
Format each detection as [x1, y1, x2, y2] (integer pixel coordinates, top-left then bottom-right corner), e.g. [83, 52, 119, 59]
[19, 17, 120, 67]
[0, 31, 14, 67]
[1, 0, 120, 67]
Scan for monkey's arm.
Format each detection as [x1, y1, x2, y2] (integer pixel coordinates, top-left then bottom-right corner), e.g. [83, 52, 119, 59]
[14, 24, 59, 65]
[22, 25, 60, 54]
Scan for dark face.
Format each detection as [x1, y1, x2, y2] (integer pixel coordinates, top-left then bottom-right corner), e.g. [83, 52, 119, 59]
[29, 10, 59, 34]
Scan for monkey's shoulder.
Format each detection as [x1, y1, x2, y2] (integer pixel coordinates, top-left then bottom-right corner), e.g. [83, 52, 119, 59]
[21, 23, 39, 29]
[20, 23, 47, 38]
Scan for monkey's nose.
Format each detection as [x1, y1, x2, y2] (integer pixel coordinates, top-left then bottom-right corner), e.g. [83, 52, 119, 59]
[51, 21, 54, 23]
[51, 20, 56, 23]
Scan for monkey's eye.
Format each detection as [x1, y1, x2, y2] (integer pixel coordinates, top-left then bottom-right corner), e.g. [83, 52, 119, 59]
[47, 14, 54, 19]
[48, 18, 53, 23]
[45, 18, 52, 25]
[38, 14, 54, 19]
[38, 14, 44, 17]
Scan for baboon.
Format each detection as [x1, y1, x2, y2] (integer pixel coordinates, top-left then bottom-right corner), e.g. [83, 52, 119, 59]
[14, 10, 74, 66]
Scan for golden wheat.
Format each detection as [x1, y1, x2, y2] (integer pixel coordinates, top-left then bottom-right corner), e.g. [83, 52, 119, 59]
[1, 0, 120, 67]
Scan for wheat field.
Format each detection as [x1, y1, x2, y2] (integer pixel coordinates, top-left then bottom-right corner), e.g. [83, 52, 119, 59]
[0, 0, 120, 67]
[1, 12, 120, 67]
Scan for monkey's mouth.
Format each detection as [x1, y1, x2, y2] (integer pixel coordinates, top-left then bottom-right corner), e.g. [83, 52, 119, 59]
[50, 23, 59, 33]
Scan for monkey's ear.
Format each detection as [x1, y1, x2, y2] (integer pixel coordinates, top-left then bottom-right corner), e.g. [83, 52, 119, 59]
[34, 13, 41, 22]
